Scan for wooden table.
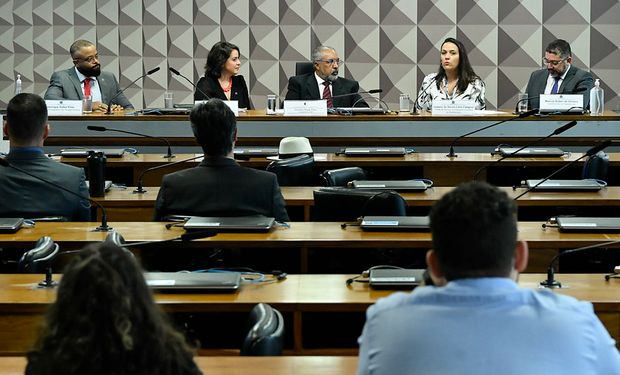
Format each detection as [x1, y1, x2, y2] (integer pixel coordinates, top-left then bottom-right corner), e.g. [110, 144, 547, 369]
[0, 356, 358, 375]
[0, 274, 617, 355]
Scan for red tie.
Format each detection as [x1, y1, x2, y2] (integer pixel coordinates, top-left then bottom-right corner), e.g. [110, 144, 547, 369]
[322, 81, 333, 108]
[83, 78, 91, 97]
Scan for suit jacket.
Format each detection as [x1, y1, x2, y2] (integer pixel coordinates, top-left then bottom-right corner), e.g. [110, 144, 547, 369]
[153, 156, 289, 222]
[284, 73, 369, 108]
[43, 68, 133, 109]
[0, 150, 90, 221]
[194, 75, 251, 109]
[525, 66, 594, 110]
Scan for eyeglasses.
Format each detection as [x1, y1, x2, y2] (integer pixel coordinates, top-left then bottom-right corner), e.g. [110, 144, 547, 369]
[75, 54, 99, 64]
[542, 58, 565, 67]
[318, 58, 343, 66]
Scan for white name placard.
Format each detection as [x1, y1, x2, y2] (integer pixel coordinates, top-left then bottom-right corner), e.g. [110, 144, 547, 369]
[194, 100, 239, 116]
[0, 114, 7, 154]
[431, 100, 477, 115]
[539, 94, 583, 112]
[45, 100, 83, 116]
[283, 100, 328, 116]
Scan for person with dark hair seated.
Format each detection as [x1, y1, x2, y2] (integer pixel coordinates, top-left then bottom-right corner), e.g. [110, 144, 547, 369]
[356, 181, 620, 375]
[195, 41, 251, 109]
[153, 99, 289, 222]
[26, 242, 201, 375]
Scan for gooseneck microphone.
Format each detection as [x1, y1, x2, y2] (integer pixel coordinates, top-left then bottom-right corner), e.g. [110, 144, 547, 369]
[133, 154, 205, 194]
[472, 120, 577, 180]
[447, 109, 538, 158]
[106, 229, 217, 248]
[329, 89, 383, 108]
[168, 67, 211, 100]
[0, 158, 112, 232]
[106, 67, 160, 115]
[87, 125, 174, 159]
[513, 140, 612, 200]
[411, 77, 437, 115]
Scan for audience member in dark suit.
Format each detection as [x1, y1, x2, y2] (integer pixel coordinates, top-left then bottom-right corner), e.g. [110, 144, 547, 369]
[525, 39, 594, 110]
[195, 41, 251, 109]
[44, 39, 133, 112]
[153, 99, 289, 222]
[26, 242, 202, 375]
[284, 45, 368, 108]
[0, 93, 90, 221]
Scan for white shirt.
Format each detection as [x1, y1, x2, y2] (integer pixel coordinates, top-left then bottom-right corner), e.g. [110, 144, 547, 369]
[314, 72, 332, 98]
[74, 67, 102, 102]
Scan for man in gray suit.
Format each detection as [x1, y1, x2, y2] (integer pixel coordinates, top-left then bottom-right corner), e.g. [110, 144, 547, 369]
[0, 93, 90, 220]
[44, 40, 133, 112]
[285, 45, 368, 108]
[525, 39, 593, 111]
[153, 99, 289, 222]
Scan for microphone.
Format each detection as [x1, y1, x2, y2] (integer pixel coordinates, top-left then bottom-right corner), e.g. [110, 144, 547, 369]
[447, 109, 538, 158]
[107, 229, 217, 248]
[106, 67, 160, 115]
[472, 120, 577, 180]
[133, 154, 205, 194]
[514, 95, 540, 114]
[329, 89, 382, 109]
[87, 125, 174, 159]
[0, 158, 112, 232]
[169, 67, 211, 101]
[540, 238, 620, 288]
[513, 140, 612, 200]
[411, 76, 437, 115]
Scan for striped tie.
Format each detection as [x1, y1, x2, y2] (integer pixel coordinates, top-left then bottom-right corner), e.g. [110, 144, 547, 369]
[550, 77, 560, 94]
[322, 81, 333, 108]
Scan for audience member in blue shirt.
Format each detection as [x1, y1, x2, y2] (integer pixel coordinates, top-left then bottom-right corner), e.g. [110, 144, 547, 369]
[357, 181, 620, 375]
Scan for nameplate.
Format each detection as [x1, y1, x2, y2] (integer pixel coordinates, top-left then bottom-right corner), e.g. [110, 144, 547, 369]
[45, 100, 83, 116]
[539, 94, 583, 112]
[283, 100, 328, 116]
[0, 115, 6, 154]
[431, 100, 476, 115]
[194, 100, 239, 116]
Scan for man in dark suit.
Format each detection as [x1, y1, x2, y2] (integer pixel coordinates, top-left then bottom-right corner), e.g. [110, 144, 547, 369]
[44, 40, 133, 112]
[0, 94, 90, 221]
[284, 46, 368, 108]
[525, 39, 593, 111]
[153, 99, 289, 222]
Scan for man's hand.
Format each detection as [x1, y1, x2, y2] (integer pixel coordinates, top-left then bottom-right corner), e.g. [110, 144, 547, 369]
[92, 102, 124, 112]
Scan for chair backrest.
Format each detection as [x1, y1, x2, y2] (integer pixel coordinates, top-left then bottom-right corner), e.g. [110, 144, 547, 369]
[266, 154, 315, 186]
[241, 303, 284, 356]
[295, 62, 314, 76]
[582, 151, 609, 180]
[313, 187, 407, 221]
[321, 167, 367, 186]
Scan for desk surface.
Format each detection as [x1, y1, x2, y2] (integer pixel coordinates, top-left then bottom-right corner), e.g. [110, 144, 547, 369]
[0, 356, 359, 375]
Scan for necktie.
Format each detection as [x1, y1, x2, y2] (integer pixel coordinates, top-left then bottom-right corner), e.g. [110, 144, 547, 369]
[83, 78, 91, 97]
[550, 77, 560, 94]
[322, 81, 333, 108]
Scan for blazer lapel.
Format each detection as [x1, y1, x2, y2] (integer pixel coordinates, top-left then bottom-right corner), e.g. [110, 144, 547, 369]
[67, 68, 84, 100]
[305, 74, 320, 100]
[558, 66, 576, 94]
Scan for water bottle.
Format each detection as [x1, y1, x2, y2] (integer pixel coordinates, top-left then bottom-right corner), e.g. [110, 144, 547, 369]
[15, 74, 22, 95]
[589, 78, 604, 116]
[87, 151, 106, 197]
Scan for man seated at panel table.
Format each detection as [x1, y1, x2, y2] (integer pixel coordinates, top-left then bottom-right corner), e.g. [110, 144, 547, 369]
[525, 39, 594, 111]
[284, 45, 368, 108]
[43, 39, 133, 112]
[0, 93, 90, 221]
[153, 99, 289, 222]
[356, 181, 620, 375]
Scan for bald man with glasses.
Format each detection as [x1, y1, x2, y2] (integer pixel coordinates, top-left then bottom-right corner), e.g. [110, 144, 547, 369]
[44, 39, 133, 112]
[525, 39, 593, 111]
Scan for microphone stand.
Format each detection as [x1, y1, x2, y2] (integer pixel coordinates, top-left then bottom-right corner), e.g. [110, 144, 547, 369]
[133, 154, 205, 194]
[169, 67, 211, 101]
[410, 77, 437, 115]
[447, 109, 538, 158]
[87, 125, 174, 159]
[472, 120, 577, 180]
[106, 67, 160, 115]
[0, 158, 112, 232]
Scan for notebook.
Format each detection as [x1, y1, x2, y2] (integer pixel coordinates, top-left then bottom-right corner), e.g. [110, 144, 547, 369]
[360, 216, 430, 231]
[369, 269, 426, 289]
[183, 215, 276, 232]
[60, 148, 125, 158]
[342, 147, 407, 156]
[524, 179, 603, 192]
[351, 180, 428, 191]
[556, 217, 620, 232]
[494, 147, 566, 157]
[145, 272, 241, 292]
[85, 180, 113, 192]
[233, 148, 279, 158]
[333, 107, 388, 115]
[0, 218, 24, 233]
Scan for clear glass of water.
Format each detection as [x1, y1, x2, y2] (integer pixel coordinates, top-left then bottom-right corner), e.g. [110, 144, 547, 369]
[164, 92, 174, 109]
[517, 92, 528, 113]
[266, 94, 277, 114]
[82, 95, 93, 113]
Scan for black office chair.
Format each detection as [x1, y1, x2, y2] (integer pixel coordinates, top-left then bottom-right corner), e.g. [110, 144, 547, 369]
[313, 187, 407, 221]
[266, 154, 316, 186]
[241, 303, 284, 356]
[321, 167, 367, 187]
[582, 151, 609, 180]
[18, 236, 60, 287]
[295, 62, 314, 76]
